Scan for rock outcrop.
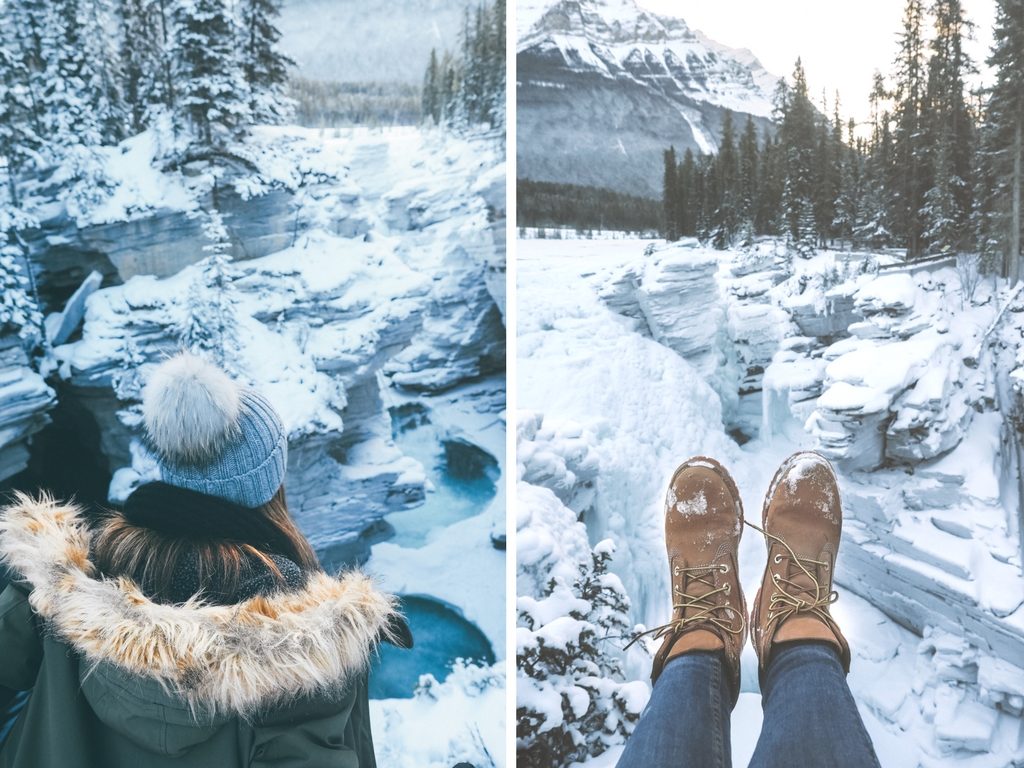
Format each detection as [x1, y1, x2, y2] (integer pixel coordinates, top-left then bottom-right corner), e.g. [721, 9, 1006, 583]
[0, 336, 56, 483]
[38, 128, 505, 566]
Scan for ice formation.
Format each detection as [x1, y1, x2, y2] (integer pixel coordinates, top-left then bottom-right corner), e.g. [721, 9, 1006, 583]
[518, 236, 1024, 766]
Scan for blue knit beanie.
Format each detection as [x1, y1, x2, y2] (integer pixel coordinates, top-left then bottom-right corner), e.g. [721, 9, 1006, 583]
[141, 352, 287, 508]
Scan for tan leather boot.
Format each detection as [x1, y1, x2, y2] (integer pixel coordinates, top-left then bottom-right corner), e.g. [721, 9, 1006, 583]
[630, 457, 746, 701]
[750, 451, 851, 678]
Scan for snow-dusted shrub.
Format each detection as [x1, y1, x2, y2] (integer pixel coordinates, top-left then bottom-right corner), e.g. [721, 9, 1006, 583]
[0, 229, 41, 340]
[956, 252, 982, 307]
[373, 660, 505, 768]
[516, 540, 645, 767]
[177, 209, 242, 372]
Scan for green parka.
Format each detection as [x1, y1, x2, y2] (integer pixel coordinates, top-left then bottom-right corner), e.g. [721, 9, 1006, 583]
[0, 493, 398, 768]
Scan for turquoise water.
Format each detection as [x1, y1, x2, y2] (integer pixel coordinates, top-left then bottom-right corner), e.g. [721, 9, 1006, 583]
[368, 595, 495, 699]
[385, 406, 498, 547]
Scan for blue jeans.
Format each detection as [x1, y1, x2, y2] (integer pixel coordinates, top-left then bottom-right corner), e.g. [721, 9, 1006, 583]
[617, 643, 881, 768]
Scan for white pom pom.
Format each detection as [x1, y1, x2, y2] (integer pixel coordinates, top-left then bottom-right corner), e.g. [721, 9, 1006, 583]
[142, 352, 242, 463]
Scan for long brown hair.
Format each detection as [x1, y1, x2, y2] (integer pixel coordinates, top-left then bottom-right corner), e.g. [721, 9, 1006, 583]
[93, 486, 320, 604]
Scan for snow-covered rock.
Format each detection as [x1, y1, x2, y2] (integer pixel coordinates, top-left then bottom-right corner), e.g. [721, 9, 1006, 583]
[520, 237, 1024, 767]
[0, 337, 56, 482]
[46, 127, 505, 566]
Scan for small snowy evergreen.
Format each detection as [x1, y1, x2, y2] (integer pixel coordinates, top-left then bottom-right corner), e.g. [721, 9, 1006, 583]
[517, 537, 644, 767]
[0, 227, 41, 340]
[177, 207, 242, 372]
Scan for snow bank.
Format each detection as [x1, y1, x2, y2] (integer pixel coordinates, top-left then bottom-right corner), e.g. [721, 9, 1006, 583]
[521, 238, 1024, 767]
[371, 661, 505, 768]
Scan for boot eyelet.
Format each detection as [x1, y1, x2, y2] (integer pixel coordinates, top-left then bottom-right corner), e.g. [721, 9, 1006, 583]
[773, 573, 780, 582]
[724, 583, 731, 594]
[823, 562, 830, 571]
[773, 553, 783, 564]
[720, 563, 730, 574]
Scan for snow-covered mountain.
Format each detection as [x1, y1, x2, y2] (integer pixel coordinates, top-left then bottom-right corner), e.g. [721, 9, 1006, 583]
[517, 0, 780, 198]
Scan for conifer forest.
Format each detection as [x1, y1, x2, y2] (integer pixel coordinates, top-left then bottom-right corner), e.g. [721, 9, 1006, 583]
[661, 0, 1024, 284]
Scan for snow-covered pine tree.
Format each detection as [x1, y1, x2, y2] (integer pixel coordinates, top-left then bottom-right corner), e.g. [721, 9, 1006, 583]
[921, 0, 975, 255]
[812, 97, 843, 247]
[662, 146, 678, 240]
[835, 118, 866, 249]
[738, 114, 759, 246]
[781, 59, 819, 256]
[487, 0, 506, 130]
[47, 0, 124, 147]
[0, 219, 42, 341]
[516, 540, 641, 767]
[713, 110, 739, 249]
[172, 0, 252, 147]
[757, 134, 785, 237]
[118, 0, 170, 133]
[858, 72, 895, 248]
[677, 148, 697, 237]
[178, 207, 242, 370]
[892, 0, 930, 258]
[423, 48, 441, 125]
[239, 0, 294, 124]
[3, 0, 53, 156]
[0, 36, 43, 206]
[980, 0, 1024, 283]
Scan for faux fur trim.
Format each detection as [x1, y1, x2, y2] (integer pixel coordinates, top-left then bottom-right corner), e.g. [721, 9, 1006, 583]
[0, 492, 398, 717]
[142, 352, 242, 464]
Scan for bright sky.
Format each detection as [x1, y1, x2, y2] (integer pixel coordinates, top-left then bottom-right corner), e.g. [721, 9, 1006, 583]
[636, 0, 997, 129]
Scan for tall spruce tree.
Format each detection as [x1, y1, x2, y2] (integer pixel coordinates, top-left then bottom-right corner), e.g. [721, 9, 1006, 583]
[738, 115, 759, 245]
[423, 48, 441, 124]
[921, 0, 975, 254]
[982, 0, 1024, 282]
[48, 0, 123, 146]
[239, 0, 294, 124]
[892, 0, 929, 257]
[172, 0, 251, 147]
[3, 0, 54, 154]
[678, 148, 697, 237]
[118, 0, 165, 133]
[713, 110, 739, 248]
[662, 146, 678, 240]
[0, 38, 42, 205]
[781, 59, 819, 256]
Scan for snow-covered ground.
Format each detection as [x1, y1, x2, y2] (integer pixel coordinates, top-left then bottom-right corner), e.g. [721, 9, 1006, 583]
[36, 124, 506, 768]
[517, 238, 1024, 766]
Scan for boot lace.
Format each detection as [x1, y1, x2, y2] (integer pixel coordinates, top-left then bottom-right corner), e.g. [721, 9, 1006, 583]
[745, 519, 838, 633]
[625, 562, 744, 650]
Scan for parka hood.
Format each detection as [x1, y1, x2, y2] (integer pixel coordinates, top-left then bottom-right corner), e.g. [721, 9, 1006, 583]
[0, 492, 397, 725]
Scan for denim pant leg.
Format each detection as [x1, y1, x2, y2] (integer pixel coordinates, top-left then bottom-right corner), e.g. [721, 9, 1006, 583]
[617, 651, 733, 768]
[749, 642, 881, 768]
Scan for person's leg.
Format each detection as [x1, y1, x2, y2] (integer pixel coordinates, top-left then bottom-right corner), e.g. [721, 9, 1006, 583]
[747, 452, 881, 768]
[748, 641, 880, 768]
[617, 651, 732, 768]
[618, 456, 748, 768]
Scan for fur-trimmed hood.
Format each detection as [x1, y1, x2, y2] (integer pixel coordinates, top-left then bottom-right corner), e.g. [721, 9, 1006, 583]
[0, 492, 397, 722]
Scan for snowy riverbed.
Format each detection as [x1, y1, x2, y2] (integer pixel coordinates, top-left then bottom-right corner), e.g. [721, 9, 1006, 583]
[518, 237, 1024, 767]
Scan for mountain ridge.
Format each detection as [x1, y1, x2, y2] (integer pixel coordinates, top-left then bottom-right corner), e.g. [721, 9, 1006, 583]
[517, 0, 780, 198]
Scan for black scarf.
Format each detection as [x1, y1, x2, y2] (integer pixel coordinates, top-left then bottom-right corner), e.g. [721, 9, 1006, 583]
[122, 481, 301, 562]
